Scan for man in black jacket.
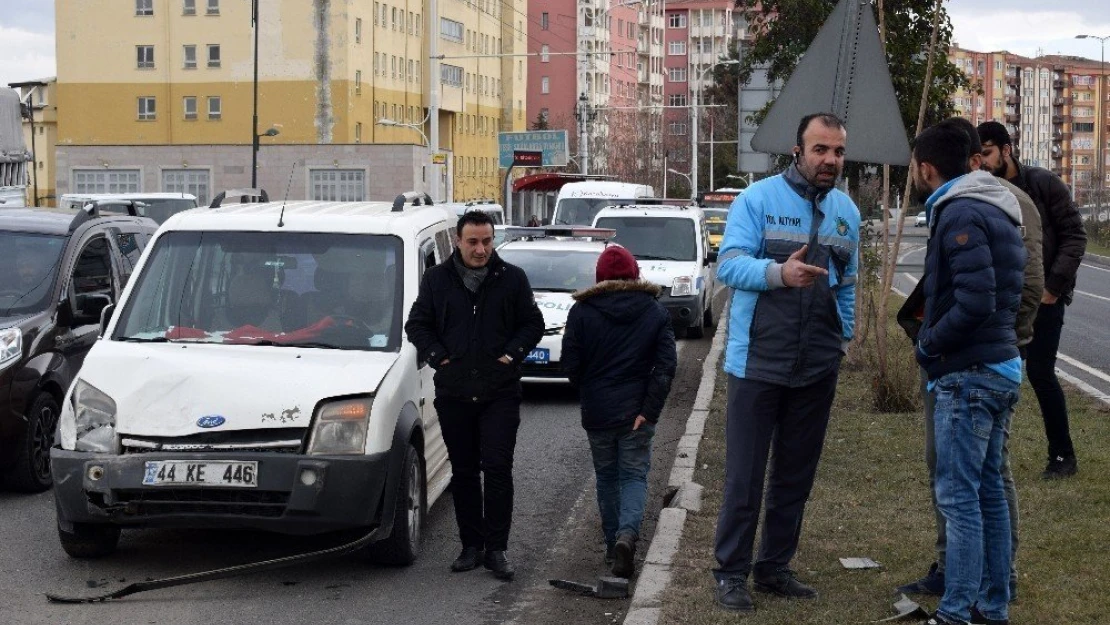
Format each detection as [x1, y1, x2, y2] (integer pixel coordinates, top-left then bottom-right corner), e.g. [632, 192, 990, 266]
[561, 245, 677, 579]
[405, 211, 544, 580]
[978, 121, 1087, 479]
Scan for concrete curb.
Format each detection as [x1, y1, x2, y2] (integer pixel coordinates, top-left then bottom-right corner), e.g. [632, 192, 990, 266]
[624, 299, 729, 625]
[1084, 252, 1110, 269]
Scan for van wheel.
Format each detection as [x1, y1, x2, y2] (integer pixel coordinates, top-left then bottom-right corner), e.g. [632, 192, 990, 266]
[6, 394, 60, 493]
[58, 521, 120, 558]
[686, 321, 705, 339]
[369, 444, 425, 566]
[703, 305, 715, 329]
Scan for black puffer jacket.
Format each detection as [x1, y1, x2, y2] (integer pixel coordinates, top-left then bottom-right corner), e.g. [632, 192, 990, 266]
[405, 250, 544, 402]
[561, 280, 677, 430]
[1009, 160, 1087, 301]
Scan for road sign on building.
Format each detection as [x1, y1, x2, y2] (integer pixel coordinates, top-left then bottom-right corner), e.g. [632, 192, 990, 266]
[498, 130, 568, 168]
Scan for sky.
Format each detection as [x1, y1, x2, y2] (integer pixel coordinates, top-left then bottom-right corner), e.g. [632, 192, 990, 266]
[2, 1, 1110, 94]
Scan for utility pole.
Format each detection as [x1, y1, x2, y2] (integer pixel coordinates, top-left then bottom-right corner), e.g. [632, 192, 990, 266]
[27, 89, 38, 207]
[429, 0, 441, 202]
[251, 0, 260, 189]
[575, 93, 594, 175]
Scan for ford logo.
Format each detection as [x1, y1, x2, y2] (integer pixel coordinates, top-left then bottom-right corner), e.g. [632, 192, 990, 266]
[196, 415, 226, 429]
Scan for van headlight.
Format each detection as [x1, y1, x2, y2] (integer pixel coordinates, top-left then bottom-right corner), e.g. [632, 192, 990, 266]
[671, 277, 697, 297]
[72, 380, 118, 453]
[0, 327, 20, 372]
[307, 398, 373, 455]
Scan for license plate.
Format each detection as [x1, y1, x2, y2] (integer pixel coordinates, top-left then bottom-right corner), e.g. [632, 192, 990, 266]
[524, 348, 550, 364]
[142, 461, 258, 487]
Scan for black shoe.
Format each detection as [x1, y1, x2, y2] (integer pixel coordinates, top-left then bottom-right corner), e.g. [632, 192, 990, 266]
[752, 567, 818, 599]
[921, 614, 961, 625]
[1042, 454, 1077, 479]
[483, 550, 515, 580]
[450, 546, 483, 572]
[970, 605, 1010, 625]
[604, 543, 615, 566]
[611, 534, 636, 578]
[716, 577, 755, 613]
[896, 562, 946, 596]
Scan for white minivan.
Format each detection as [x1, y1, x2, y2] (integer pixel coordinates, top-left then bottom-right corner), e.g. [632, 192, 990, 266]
[552, 181, 654, 227]
[593, 204, 716, 338]
[59, 192, 200, 224]
[440, 199, 505, 226]
[51, 192, 455, 564]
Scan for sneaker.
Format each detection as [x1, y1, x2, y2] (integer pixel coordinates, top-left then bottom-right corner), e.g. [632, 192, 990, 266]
[921, 615, 961, 625]
[970, 605, 1009, 625]
[716, 577, 755, 613]
[604, 543, 615, 566]
[897, 562, 945, 596]
[483, 550, 515, 581]
[1042, 455, 1077, 479]
[752, 567, 818, 599]
[450, 546, 483, 572]
[611, 534, 636, 579]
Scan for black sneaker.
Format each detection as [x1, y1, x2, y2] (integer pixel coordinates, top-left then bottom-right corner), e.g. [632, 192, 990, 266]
[1042, 455, 1077, 479]
[604, 543, 615, 566]
[611, 534, 636, 579]
[897, 562, 945, 596]
[752, 567, 818, 599]
[970, 605, 1009, 625]
[483, 550, 515, 580]
[716, 577, 755, 613]
[921, 615, 961, 625]
[450, 546, 483, 572]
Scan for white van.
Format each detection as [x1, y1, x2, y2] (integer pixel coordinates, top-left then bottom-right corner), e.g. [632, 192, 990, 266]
[593, 204, 716, 338]
[51, 192, 455, 564]
[59, 193, 199, 224]
[552, 181, 654, 226]
[439, 199, 505, 225]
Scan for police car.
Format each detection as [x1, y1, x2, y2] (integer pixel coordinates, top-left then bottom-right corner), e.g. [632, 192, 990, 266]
[496, 227, 616, 382]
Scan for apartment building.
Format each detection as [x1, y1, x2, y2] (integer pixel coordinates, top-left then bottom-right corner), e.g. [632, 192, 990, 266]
[53, 0, 526, 204]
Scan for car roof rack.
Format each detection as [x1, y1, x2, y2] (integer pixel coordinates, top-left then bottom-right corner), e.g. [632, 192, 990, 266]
[503, 226, 616, 242]
[209, 188, 270, 208]
[68, 200, 140, 232]
[392, 191, 435, 212]
[464, 198, 499, 206]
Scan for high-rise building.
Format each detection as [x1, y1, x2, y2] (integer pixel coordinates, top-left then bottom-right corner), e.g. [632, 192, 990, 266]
[53, 0, 526, 204]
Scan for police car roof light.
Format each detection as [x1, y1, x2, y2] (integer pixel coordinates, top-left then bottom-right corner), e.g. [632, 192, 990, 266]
[503, 226, 616, 241]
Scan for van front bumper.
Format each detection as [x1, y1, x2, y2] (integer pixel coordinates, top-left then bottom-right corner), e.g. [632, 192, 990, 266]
[51, 448, 391, 535]
[660, 291, 701, 328]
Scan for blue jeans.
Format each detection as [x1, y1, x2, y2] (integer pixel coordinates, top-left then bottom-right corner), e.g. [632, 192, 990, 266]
[933, 366, 1019, 624]
[587, 422, 654, 546]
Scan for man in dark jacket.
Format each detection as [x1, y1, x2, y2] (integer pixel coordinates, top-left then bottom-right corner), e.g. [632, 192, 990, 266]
[979, 120, 1087, 479]
[405, 211, 544, 580]
[911, 123, 1025, 625]
[561, 245, 677, 579]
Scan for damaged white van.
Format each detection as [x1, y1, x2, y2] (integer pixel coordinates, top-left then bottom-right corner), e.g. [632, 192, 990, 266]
[51, 192, 454, 563]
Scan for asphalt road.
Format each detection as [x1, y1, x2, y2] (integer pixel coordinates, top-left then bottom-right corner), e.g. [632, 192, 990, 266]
[890, 220, 1110, 403]
[0, 296, 723, 625]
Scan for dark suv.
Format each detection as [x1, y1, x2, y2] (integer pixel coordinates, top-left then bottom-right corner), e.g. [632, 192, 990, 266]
[0, 206, 157, 492]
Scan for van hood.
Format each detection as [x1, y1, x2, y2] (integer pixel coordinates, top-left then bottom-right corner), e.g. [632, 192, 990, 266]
[533, 291, 576, 331]
[637, 260, 704, 291]
[78, 341, 399, 437]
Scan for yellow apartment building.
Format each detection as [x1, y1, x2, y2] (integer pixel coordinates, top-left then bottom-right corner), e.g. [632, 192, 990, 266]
[54, 0, 526, 204]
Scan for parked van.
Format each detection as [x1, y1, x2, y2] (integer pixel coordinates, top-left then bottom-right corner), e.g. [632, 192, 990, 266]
[51, 192, 455, 563]
[59, 193, 199, 225]
[439, 199, 505, 225]
[552, 181, 654, 226]
[593, 203, 715, 338]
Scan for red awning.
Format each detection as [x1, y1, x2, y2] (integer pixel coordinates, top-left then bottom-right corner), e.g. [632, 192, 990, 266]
[512, 173, 612, 193]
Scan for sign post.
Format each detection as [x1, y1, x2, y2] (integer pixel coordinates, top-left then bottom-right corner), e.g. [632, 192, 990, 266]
[498, 132, 568, 224]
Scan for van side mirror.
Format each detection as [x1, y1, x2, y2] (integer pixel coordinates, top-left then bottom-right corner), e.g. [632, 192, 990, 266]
[98, 303, 116, 336]
[74, 293, 113, 326]
[706, 250, 718, 264]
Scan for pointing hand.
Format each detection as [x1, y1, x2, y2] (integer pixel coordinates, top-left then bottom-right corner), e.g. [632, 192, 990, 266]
[782, 245, 829, 288]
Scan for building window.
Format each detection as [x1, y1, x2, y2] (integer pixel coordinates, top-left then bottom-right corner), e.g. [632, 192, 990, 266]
[310, 170, 366, 201]
[183, 96, 197, 120]
[541, 44, 550, 62]
[355, 122, 362, 143]
[440, 17, 463, 42]
[138, 96, 156, 120]
[668, 41, 686, 55]
[541, 12, 549, 30]
[183, 0, 195, 15]
[136, 0, 153, 16]
[206, 0, 219, 14]
[355, 70, 362, 94]
[136, 45, 155, 69]
[183, 45, 197, 69]
[207, 44, 221, 68]
[441, 64, 464, 87]
[374, 2, 379, 25]
[668, 67, 686, 82]
[73, 169, 141, 194]
[392, 7, 397, 30]
[207, 96, 221, 120]
[669, 121, 687, 135]
[355, 18, 362, 43]
[541, 76, 550, 94]
[668, 13, 686, 28]
[668, 93, 687, 106]
[415, 61, 420, 82]
[408, 60, 414, 82]
[162, 169, 210, 204]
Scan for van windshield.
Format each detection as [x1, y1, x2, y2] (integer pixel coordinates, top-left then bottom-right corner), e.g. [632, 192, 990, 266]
[112, 231, 404, 351]
[0, 232, 66, 317]
[554, 198, 635, 226]
[594, 217, 698, 261]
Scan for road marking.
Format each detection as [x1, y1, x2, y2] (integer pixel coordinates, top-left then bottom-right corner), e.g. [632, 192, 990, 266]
[1081, 262, 1110, 274]
[1074, 289, 1110, 303]
[1057, 352, 1110, 385]
[1055, 368, 1110, 409]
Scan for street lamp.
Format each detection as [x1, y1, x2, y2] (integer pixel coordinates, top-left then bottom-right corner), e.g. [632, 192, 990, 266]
[692, 59, 739, 197]
[251, 0, 262, 189]
[574, 93, 597, 175]
[668, 168, 693, 198]
[252, 126, 280, 187]
[1076, 34, 1108, 215]
[377, 115, 438, 199]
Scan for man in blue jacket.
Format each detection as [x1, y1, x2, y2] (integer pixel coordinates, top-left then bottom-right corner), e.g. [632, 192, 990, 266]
[562, 245, 677, 579]
[911, 123, 1025, 625]
[712, 113, 859, 614]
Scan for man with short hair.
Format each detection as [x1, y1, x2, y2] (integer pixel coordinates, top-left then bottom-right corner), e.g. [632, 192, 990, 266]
[896, 117, 1044, 600]
[405, 210, 544, 580]
[911, 123, 1026, 625]
[712, 112, 859, 614]
[978, 120, 1087, 479]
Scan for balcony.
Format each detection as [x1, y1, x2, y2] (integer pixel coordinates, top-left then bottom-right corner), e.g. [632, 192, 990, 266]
[1054, 97, 1066, 106]
[1053, 78, 1066, 89]
[638, 12, 649, 25]
[1006, 94, 1019, 105]
[1052, 114, 1065, 124]
[1004, 112, 1019, 123]
[1006, 73, 1019, 85]
[638, 40, 649, 54]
